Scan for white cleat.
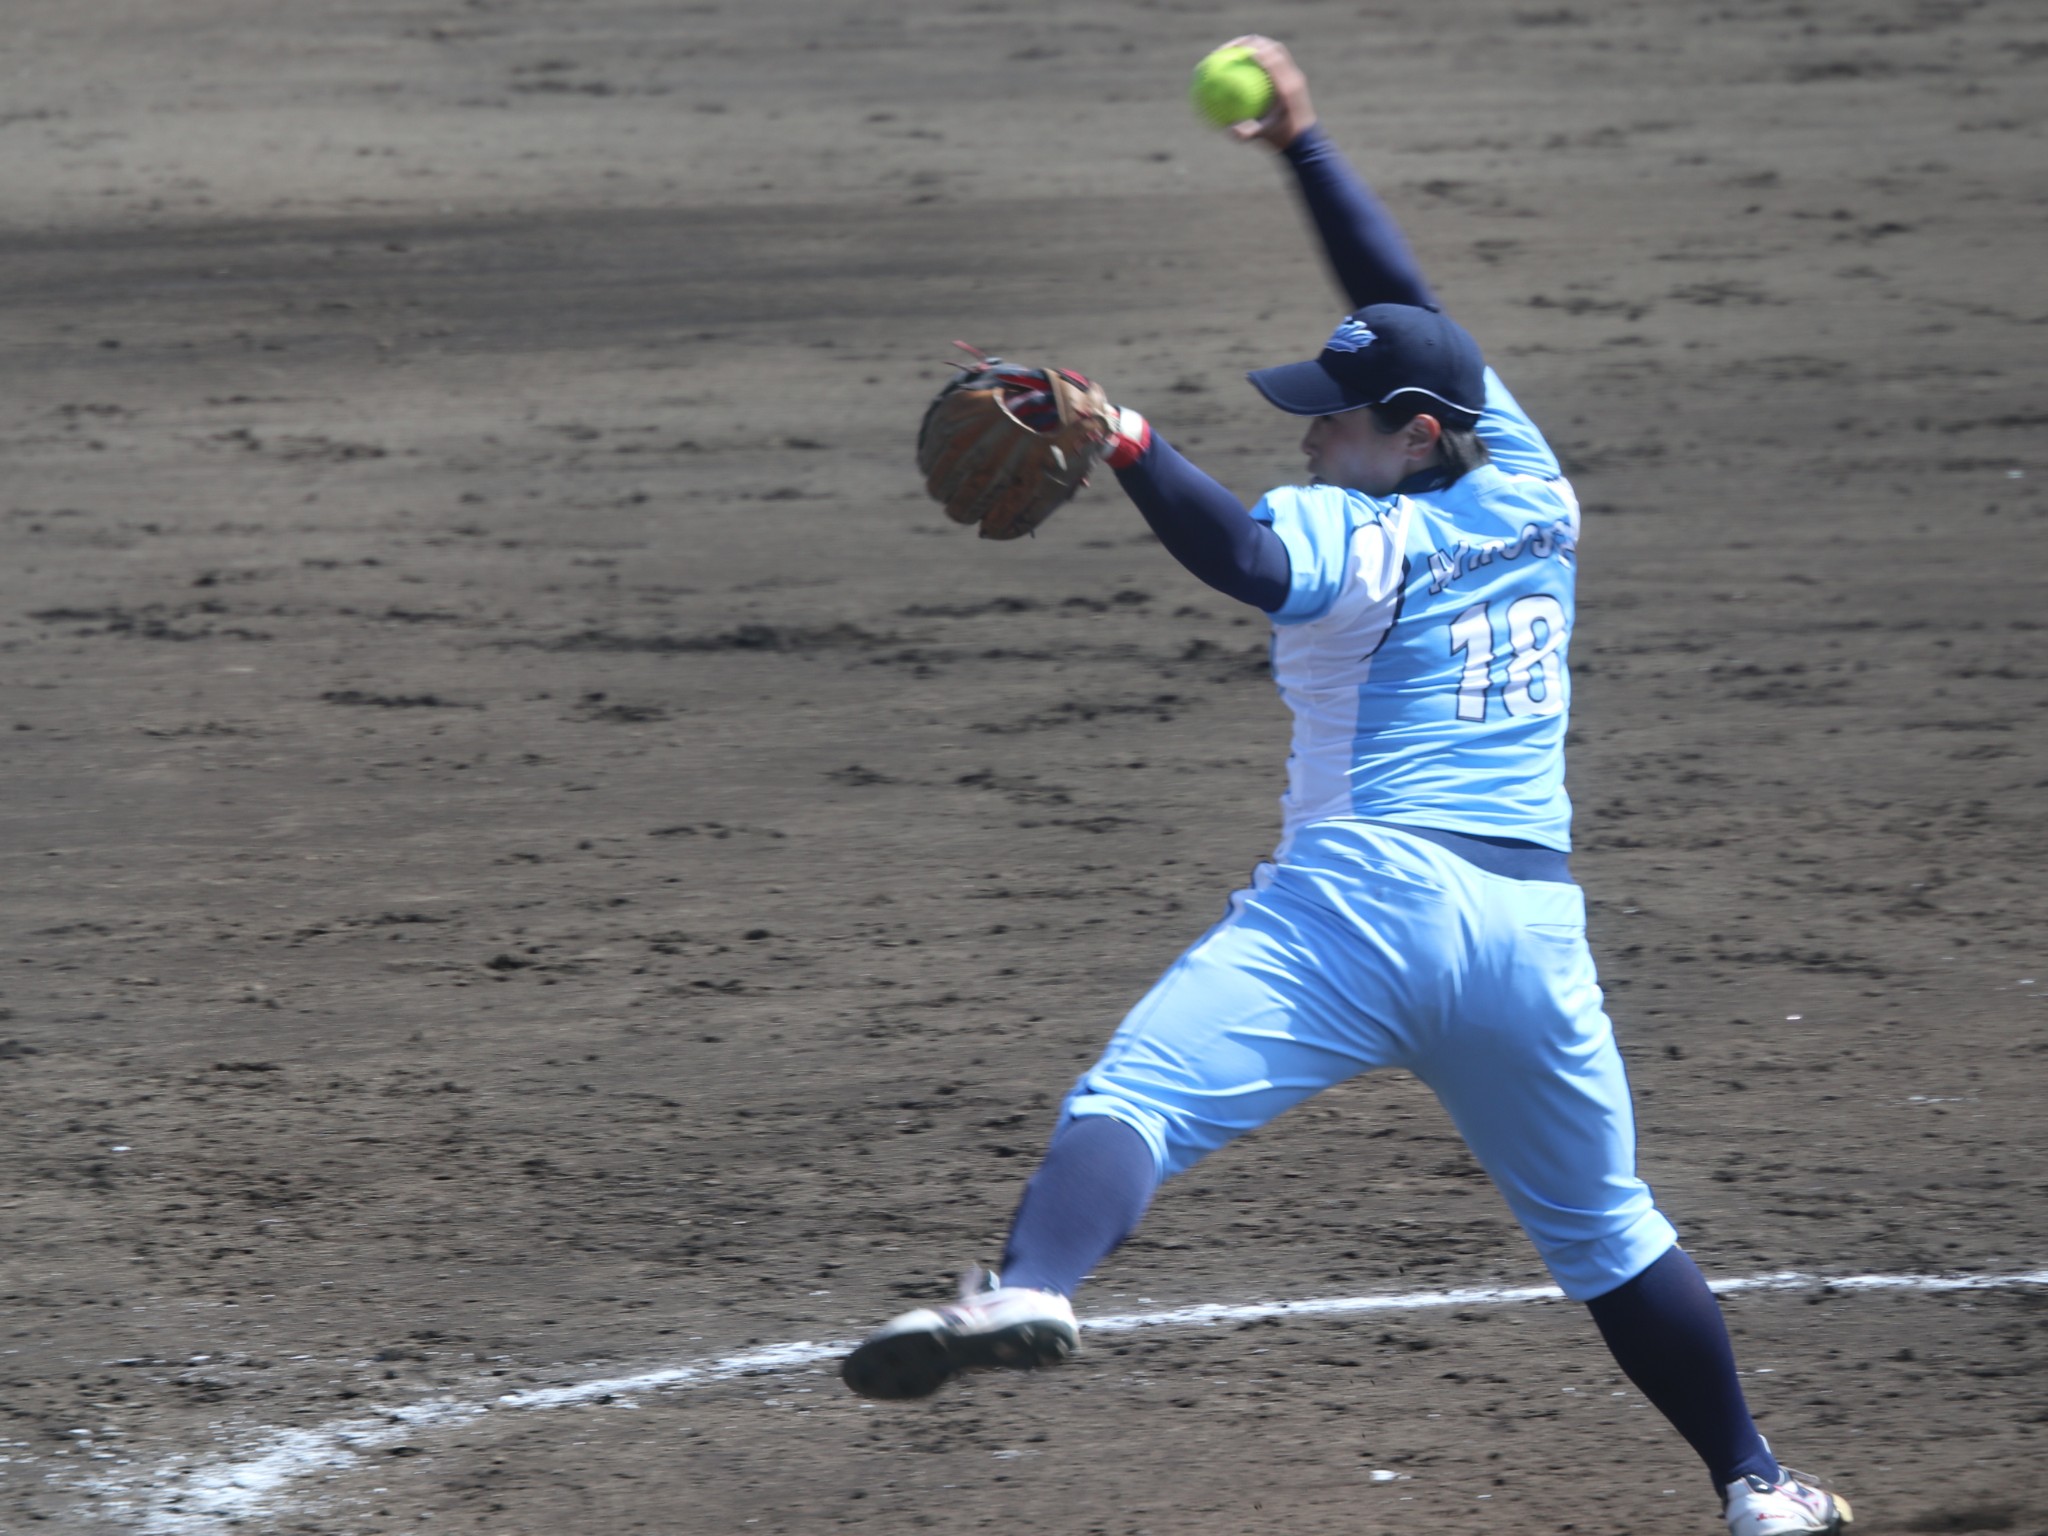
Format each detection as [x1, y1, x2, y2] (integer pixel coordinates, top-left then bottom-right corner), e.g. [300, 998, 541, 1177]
[841, 1271, 1079, 1401]
[1724, 1470, 1854, 1536]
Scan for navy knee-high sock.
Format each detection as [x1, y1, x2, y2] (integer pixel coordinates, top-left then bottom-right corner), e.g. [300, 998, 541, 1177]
[998, 1116, 1159, 1298]
[1586, 1246, 1780, 1489]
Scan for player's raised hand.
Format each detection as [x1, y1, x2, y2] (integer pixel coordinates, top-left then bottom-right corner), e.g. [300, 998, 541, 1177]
[1224, 34, 1316, 150]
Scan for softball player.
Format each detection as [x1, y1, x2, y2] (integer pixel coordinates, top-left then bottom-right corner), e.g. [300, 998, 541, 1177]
[845, 37, 1851, 1536]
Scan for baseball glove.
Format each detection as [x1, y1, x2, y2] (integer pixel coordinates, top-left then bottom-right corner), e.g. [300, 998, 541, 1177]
[917, 347, 1117, 540]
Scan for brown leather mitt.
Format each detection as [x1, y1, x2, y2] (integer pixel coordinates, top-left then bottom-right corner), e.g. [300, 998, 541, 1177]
[916, 348, 1117, 540]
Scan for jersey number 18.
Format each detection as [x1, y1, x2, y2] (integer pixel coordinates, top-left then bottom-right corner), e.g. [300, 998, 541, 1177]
[1448, 596, 1567, 722]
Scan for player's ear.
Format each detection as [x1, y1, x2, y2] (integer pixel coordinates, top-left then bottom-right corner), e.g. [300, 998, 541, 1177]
[1406, 413, 1444, 459]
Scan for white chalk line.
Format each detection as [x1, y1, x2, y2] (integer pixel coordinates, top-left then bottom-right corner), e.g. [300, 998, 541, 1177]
[76, 1266, 2048, 1533]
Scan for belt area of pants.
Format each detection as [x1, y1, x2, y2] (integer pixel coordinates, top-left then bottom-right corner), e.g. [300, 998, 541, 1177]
[1361, 819, 1573, 884]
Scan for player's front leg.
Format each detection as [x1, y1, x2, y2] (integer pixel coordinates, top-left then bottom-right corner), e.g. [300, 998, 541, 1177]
[838, 1114, 1153, 1402]
[841, 865, 1397, 1401]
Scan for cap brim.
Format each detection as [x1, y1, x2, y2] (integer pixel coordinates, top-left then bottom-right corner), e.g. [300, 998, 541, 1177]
[1245, 360, 1368, 417]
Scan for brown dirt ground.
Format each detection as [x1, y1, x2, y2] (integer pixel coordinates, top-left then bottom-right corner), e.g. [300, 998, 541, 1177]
[2, 1, 2046, 1531]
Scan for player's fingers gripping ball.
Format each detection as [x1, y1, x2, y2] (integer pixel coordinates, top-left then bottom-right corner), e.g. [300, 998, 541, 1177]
[916, 347, 1122, 541]
[1189, 44, 1274, 129]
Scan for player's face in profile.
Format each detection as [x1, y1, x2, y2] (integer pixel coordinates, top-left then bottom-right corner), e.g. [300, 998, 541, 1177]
[1300, 407, 1436, 496]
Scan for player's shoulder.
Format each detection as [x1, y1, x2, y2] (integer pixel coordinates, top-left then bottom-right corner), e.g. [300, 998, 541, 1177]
[1413, 464, 1581, 553]
[1407, 467, 1581, 603]
[1253, 481, 1402, 581]
[1438, 460, 1580, 523]
[1253, 480, 1394, 528]
[1475, 367, 1562, 480]
[1254, 483, 1405, 627]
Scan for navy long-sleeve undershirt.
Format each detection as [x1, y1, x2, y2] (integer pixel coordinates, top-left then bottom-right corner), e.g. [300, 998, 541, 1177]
[1281, 123, 1438, 313]
[1116, 126, 1440, 612]
[1114, 434, 1291, 612]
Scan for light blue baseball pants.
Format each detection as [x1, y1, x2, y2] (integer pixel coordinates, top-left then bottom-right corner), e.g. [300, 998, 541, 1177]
[1061, 819, 1678, 1301]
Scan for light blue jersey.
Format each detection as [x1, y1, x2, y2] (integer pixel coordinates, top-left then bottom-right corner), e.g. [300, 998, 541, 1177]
[1252, 370, 1580, 851]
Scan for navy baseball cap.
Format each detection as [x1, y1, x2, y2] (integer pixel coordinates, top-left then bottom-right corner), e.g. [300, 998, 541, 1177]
[1247, 303, 1486, 426]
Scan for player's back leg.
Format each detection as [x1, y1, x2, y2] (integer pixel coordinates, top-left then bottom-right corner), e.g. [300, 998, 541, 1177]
[1408, 852, 1848, 1528]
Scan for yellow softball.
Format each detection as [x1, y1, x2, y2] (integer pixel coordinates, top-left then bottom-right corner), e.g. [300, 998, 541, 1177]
[1189, 45, 1274, 129]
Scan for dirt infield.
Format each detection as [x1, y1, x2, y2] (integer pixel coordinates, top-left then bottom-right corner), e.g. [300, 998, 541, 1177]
[3, 1, 2045, 1530]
